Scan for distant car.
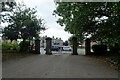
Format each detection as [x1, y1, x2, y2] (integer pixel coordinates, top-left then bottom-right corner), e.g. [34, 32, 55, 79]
[62, 46, 72, 51]
[51, 45, 59, 51]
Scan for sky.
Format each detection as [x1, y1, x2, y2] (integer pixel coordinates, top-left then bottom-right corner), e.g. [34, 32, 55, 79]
[15, 0, 72, 41]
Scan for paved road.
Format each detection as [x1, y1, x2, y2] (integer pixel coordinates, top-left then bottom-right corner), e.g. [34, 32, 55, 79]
[40, 48, 85, 55]
[3, 50, 118, 78]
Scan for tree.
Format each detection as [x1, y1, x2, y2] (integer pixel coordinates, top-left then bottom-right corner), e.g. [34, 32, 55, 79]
[2, 3, 46, 42]
[68, 35, 73, 45]
[1, 1, 16, 26]
[1, 1, 16, 40]
[63, 40, 69, 46]
[2, 2, 46, 52]
[2, 24, 19, 41]
[53, 2, 120, 47]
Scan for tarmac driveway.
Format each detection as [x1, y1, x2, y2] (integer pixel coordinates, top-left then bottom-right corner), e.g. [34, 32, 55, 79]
[2, 53, 118, 78]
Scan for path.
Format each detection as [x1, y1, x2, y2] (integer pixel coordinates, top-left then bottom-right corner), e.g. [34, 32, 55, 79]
[2, 52, 118, 78]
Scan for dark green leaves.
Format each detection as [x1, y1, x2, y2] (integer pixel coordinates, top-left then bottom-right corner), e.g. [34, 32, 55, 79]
[2, 3, 46, 41]
[54, 2, 120, 46]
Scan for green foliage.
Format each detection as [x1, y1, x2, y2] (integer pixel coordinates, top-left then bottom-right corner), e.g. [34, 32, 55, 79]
[109, 43, 120, 54]
[53, 2, 120, 46]
[68, 35, 84, 45]
[19, 40, 30, 52]
[92, 45, 107, 54]
[1, 2, 16, 23]
[2, 42, 11, 50]
[68, 35, 73, 45]
[63, 40, 69, 46]
[1, 2, 16, 12]
[2, 41, 20, 51]
[2, 2, 46, 41]
[2, 24, 19, 41]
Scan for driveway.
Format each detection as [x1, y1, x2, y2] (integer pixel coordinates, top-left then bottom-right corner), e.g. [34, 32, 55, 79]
[2, 51, 118, 78]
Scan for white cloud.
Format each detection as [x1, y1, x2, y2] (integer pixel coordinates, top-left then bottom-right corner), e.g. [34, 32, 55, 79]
[15, 0, 72, 41]
[41, 28, 72, 41]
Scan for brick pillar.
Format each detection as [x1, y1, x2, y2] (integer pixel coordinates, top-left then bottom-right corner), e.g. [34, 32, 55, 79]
[35, 39, 40, 54]
[45, 37, 52, 55]
[85, 38, 91, 55]
[72, 37, 78, 55]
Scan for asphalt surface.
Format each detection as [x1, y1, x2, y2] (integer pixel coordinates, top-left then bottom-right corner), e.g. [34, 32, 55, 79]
[2, 49, 118, 78]
[40, 48, 85, 55]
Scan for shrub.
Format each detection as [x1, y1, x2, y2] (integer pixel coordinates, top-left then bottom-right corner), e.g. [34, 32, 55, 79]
[11, 43, 20, 51]
[92, 45, 107, 54]
[2, 41, 20, 52]
[2, 42, 11, 50]
[109, 44, 120, 54]
[19, 40, 30, 52]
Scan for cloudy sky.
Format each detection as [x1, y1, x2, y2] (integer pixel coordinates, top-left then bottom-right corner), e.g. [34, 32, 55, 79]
[16, 0, 72, 41]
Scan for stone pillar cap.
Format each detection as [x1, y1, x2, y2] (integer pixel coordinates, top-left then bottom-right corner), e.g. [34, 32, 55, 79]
[46, 37, 52, 40]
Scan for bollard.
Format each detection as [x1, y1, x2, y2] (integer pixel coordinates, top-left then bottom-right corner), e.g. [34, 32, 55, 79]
[45, 37, 52, 55]
[35, 39, 40, 54]
[72, 37, 78, 55]
[85, 38, 91, 55]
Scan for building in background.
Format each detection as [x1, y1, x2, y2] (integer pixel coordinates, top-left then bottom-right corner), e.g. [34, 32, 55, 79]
[40, 36, 63, 48]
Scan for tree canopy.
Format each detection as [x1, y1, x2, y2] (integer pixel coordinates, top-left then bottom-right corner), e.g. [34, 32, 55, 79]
[53, 2, 120, 46]
[2, 2, 46, 41]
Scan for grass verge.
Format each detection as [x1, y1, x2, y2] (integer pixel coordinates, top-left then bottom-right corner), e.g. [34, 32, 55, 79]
[2, 51, 34, 62]
[88, 54, 120, 72]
